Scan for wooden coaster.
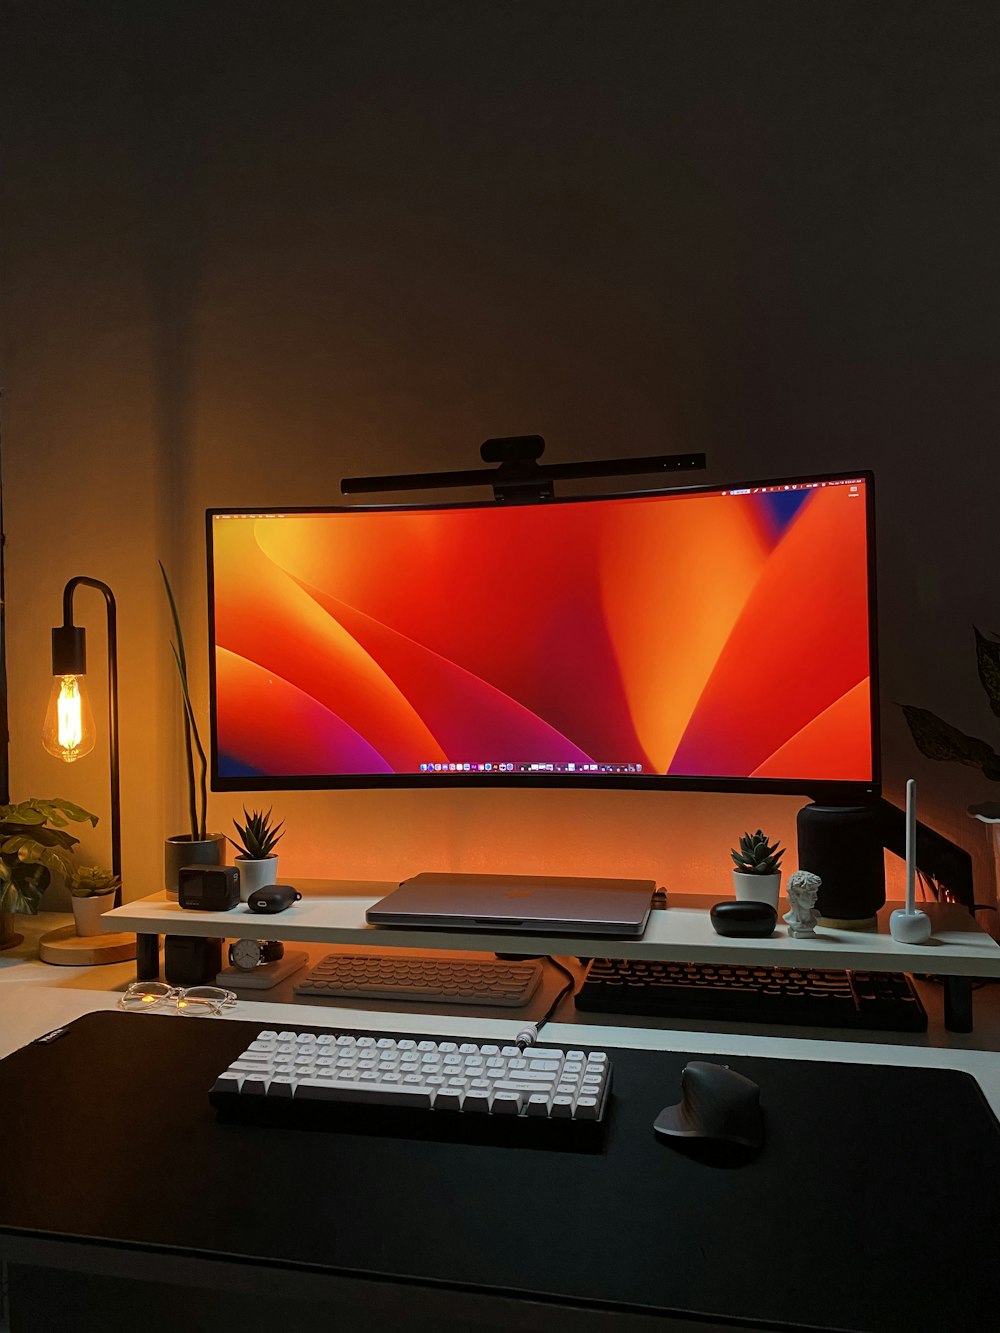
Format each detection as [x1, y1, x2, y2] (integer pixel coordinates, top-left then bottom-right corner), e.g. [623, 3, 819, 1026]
[38, 924, 137, 966]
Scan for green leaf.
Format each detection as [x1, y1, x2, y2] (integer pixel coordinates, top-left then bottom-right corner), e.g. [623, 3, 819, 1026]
[160, 561, 189, 682]
[0, 862, 51, 915]
[900, 704, 1000, 772]
[65, 863, 120, 894]
[0, 798, 97, 829]
[5, 837, 74, 878]
[161, 562, 210, 839]
[975, 628, 1000, 722]
[1, 823, 79, 852]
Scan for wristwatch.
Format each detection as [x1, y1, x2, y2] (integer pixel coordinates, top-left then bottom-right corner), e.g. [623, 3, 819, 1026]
[228, 938, 285, 971]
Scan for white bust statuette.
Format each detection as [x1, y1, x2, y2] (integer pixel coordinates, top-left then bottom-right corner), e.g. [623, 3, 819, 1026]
[784, 871, 822, 937]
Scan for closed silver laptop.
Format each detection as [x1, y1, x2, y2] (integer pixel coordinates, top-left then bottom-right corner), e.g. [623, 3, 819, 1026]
[366, 872, 656, 937]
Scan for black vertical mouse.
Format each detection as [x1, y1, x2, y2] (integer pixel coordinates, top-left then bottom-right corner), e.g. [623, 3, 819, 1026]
[654, 1061, 765, 1161]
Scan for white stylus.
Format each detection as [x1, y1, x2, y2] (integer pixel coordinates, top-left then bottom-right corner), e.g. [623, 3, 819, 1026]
[890, 779, 932, 943]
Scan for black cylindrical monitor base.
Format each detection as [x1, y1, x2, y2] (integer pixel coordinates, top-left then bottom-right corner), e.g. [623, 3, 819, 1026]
[796, 803, 886, 925]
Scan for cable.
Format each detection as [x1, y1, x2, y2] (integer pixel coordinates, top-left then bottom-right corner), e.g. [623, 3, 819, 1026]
[917, 869, 940, 902]
[515, 956, 579, 1049]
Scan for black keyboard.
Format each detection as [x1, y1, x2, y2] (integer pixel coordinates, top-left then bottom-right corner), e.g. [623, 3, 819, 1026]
[576, 958, 928, 1032]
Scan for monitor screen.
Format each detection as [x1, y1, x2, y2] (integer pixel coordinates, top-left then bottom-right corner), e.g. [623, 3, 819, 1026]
[207, 472, 879, 799]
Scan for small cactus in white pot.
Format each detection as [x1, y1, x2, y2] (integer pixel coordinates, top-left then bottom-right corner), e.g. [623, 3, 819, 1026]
[730, 829, 786, 910]
[228, 808, 285, 901]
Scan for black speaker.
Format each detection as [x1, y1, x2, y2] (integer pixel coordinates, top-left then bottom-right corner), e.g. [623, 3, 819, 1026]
[796, 804, 886, 925]
[164, 934, 223, 986]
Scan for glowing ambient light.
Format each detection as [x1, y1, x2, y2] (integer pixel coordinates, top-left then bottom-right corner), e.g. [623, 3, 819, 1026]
[42, 673, 96, 762]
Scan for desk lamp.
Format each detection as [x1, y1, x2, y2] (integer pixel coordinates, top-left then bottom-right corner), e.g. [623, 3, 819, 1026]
[40, 576, 134, 964]
[889, 780, 932, 944]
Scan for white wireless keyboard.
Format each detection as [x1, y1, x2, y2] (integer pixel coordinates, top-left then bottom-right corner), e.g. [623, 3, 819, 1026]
[293, 952, 544, 1007]
[209, 1028, 612, 1135]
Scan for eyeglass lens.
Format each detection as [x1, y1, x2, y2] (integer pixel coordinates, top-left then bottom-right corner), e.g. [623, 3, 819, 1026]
[119, 983, 235, 1014]
[120, 983, 172, 1009]
[176, 986, 235, 1014]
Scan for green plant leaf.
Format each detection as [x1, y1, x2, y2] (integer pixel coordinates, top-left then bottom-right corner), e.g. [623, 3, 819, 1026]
[161, 563, 210, 839]
[0, 862, 51, 915]
[1, 823, 79, 851]
[900, 704, 1000, 772]
[975, 628, 1000, 722]
[65, 863, 120, 895]
[4, 836, 74, 879]
[0, 798, 98, 829]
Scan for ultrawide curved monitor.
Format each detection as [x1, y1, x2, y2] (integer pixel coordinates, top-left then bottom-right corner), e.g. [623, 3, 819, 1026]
[207, 471, 879, 800]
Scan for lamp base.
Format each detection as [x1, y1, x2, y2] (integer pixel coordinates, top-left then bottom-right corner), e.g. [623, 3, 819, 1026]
[38, 924, 136, 966]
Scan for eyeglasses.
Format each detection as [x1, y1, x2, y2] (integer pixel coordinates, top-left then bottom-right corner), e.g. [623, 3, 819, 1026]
[119, 982, 238, 1016]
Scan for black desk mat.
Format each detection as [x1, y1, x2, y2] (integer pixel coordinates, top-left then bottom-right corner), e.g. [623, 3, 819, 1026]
[1, 1011, 997, 1331]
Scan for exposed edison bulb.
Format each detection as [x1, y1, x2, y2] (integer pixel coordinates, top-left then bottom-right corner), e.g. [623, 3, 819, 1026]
[42, 674, 96, 762]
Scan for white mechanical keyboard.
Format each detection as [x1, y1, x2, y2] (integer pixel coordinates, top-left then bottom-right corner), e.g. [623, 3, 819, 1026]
[293, 952, 544, 1007]
[209, 1028, 613, 1134]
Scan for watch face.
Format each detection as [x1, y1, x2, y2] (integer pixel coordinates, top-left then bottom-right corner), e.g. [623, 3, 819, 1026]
[231, 938, 261, 970]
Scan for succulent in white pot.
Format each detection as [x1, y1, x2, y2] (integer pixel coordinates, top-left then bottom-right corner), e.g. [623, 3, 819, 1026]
[228, 807, 285, 901]
[66, 864, 121, 938]
[730, 829, 786, 910]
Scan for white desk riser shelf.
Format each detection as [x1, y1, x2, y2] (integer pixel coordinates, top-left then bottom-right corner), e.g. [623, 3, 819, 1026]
[104, 881, 1000, 979]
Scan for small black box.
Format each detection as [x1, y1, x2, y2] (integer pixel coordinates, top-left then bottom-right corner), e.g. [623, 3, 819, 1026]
[164, 934, 224, 986]
[178, 864, 240, 911]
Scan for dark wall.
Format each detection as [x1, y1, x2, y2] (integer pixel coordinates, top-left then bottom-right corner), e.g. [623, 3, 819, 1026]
[3, 1, 999, 894]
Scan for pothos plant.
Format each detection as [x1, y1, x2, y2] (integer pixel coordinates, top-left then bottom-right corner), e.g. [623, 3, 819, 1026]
[902, 628, 1000, 781]
[0, 798, 99, 916]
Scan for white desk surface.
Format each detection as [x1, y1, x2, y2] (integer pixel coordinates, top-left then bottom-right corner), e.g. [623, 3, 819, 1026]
[103, 881, 1000, 978]
[3, 915, 1000, 1119]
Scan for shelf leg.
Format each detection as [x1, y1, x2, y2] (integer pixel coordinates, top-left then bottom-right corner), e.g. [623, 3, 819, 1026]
[135, 933, 160, 981]
[943, 976, 973, 1033]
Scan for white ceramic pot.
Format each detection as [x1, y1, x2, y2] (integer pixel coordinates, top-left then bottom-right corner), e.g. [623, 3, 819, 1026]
[732, 871, 781, 911]
[71, 892, 116, 938]
[237, 856, 279, 902]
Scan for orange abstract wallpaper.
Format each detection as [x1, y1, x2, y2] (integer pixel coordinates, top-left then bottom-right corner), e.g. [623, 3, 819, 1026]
[210, 480, 874, 785]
